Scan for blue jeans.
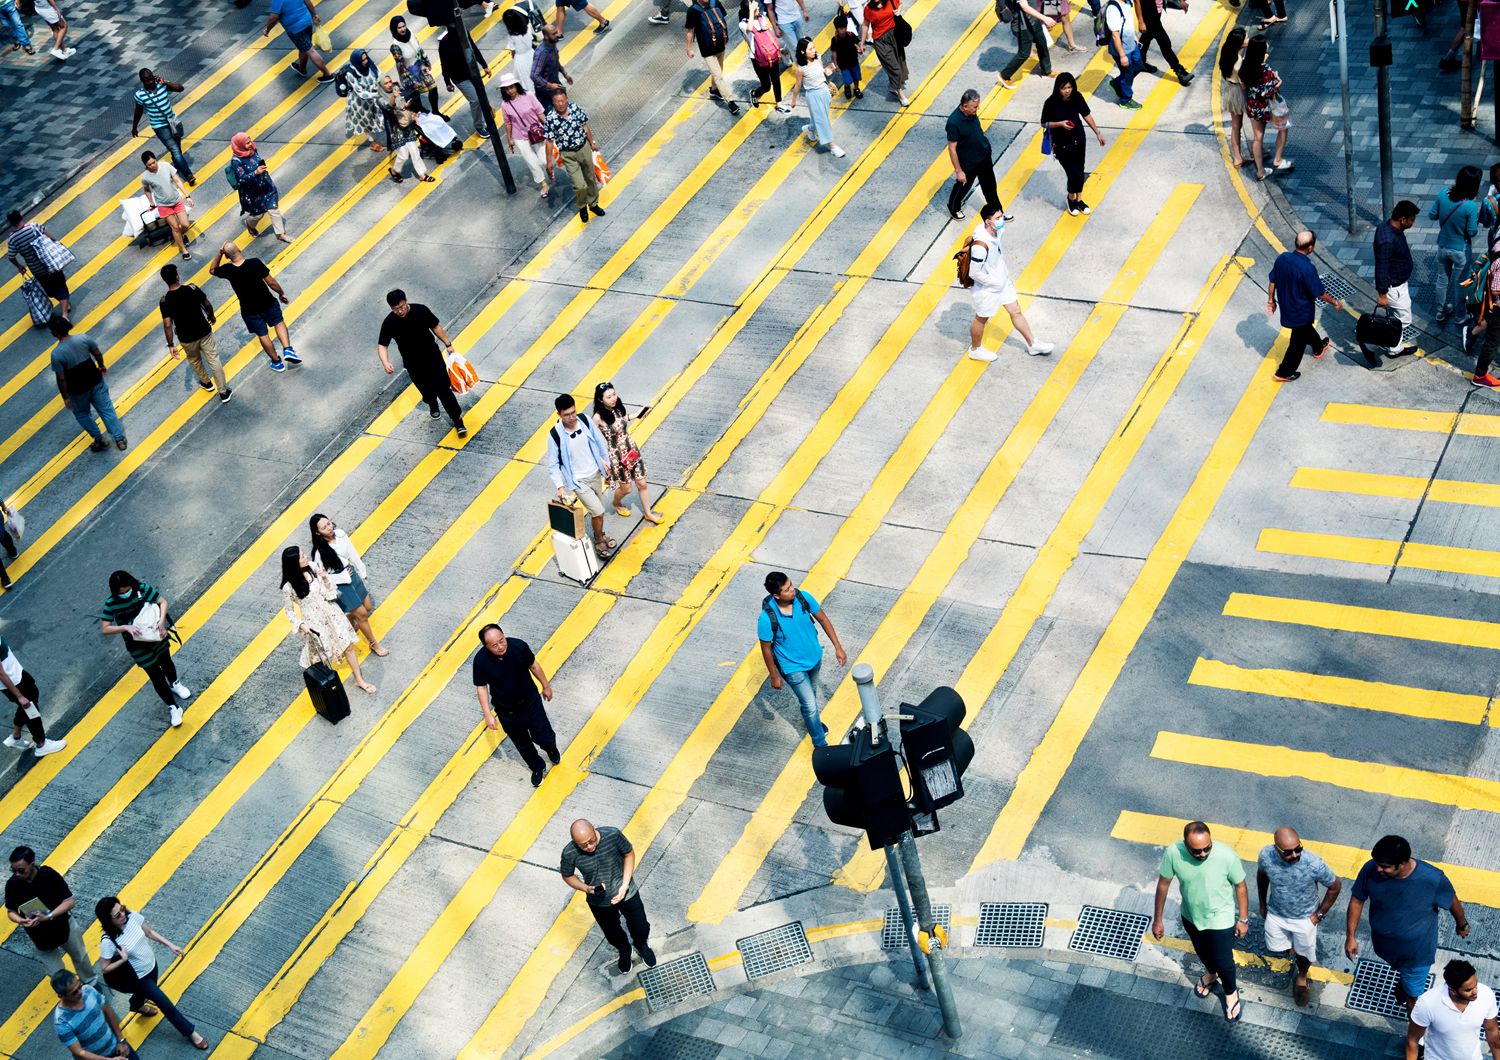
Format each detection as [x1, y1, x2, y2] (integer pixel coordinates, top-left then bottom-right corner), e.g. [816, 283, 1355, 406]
[0, 2, 30, 47]
[1109, 44, 1142, 101]
[777, 15, 804, 58]
[782, 660, 828, 747]
[70, 381, 124, 442]
[152, 122, 194, 181]
[1437, 245, 1469, 316]
[128, 966, 196, 1039]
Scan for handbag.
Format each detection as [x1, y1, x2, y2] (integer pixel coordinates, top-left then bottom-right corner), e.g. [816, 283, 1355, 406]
[1356, 304, 1404, 352]
[893, 12, 913, 47]
[20, 277, 50, 327]
[1040, 127, 1052, 155]
[128, 601, 166, 642]
[36, 234, 74, 271]
[622, 446, 641, 469]
[3, 505, 23, 543]
[527, 123, 545, 144]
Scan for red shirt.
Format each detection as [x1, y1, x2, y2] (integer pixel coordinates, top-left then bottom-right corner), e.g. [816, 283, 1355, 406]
[864, 0, 899, 39]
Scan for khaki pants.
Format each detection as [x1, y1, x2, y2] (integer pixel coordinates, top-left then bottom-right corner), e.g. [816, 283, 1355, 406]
[182, 334, 228, 392]
[702, 51, 732, 100]
[559, 144, 599, 209]
[242, 207, 286, 236]
[36, 920, 98, 983]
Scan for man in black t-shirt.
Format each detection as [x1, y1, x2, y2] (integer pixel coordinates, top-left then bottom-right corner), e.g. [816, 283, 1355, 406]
[159, 262, 231, 403]
[209, 241, 300, 371]
[377, 288, 467, 437]
[945, 88, 1009, 221]
[472, 623, 557, 786]
[5, 846, 97, 983]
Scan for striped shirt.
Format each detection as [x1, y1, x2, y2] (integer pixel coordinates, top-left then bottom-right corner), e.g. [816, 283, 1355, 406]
[133, 83, 179, 129]
[54, 985, 119, 1056]
[99, 911, 158, 978]
[6, 223, 70, 274]
[101, 583, 171, 667]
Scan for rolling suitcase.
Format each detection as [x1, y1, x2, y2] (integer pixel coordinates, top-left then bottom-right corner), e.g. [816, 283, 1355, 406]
[304, 662, 350, 723]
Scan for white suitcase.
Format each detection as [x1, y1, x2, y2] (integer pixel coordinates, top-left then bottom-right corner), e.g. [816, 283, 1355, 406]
[551, 530, 599, 583]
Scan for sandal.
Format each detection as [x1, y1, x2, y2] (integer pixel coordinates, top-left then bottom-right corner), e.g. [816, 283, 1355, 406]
[276, 234, 293, 243]
[419, 175, 436, 183]
[1224, 995, 1243, 1022]
[357, 681, 377, 694]
[602, 535, 618, 550]
[388, 171, 404, 183]
[1193, 973, 1216, 998]
[595, 542, 612, 560]
[369, 143, 386, 152]
[370, 645, 390, 658]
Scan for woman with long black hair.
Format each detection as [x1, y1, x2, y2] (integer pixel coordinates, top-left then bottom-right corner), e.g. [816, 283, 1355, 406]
[1218, 27, 1248, 169]
[592, 382, 661, 524]
[101, 570, 191, 728]
[310, 513, 387, 657]
[94, 896, 209, 1050]
[1241, 35, 1291, 182]
[1040, 72, 1105, 216]
[280, 547, 376, 694]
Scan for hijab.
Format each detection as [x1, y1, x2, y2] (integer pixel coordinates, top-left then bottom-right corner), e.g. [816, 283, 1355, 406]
[230, 132, 256, 158]
[390, 15, 418, 62]
[351, 48, 374, 75]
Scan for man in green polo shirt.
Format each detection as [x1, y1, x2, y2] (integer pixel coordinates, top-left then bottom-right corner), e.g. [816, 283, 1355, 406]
[1151, 820, 1250, 1023]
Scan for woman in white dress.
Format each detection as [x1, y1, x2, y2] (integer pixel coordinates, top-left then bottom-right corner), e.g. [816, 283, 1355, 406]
[279, 546, 376, 694]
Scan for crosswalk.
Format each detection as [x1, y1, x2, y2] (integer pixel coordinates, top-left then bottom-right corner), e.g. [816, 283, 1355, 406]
[5, 0, 1472, 1052]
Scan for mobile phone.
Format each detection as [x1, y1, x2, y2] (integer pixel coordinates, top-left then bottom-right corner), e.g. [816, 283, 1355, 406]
[637, 405, 652, 419]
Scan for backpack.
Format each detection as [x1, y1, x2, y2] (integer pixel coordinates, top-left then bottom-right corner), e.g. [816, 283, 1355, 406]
[750, 23, 781, 65]
[223, 159, 240, 190]
[334, 66, 352, 97]
[1095, 0, 1123, 46]
[513, 0, 546, 36]
[993, 0, 1013, 22]
[1461, 252, 1492, 320]
[762, 590, 816, 641]
[954, 237, 976, 289]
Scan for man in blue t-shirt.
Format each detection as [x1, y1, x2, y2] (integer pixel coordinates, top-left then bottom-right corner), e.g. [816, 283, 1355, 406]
[756, 571, 848, 748]
[52, 970, 138, 1058]
[263, 0, 335, 82]
[1267, 230, 1344, 382]
[1345, 834, 1468, 1016]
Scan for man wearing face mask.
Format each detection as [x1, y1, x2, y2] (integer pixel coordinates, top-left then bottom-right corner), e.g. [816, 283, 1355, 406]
[1152, 821, 1249, 1023]
[965, 203, 1054, 362]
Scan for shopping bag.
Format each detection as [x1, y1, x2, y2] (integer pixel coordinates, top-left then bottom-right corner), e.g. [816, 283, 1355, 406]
[4, 506, 24, 543]
[445, 349, 479, 394]
[20, 278, 51, 327]
[592, 149, 611, 186]
[312, 23, 334, 51]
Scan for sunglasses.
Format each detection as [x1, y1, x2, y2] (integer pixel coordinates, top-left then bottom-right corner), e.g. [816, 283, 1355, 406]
[1187, 843, 1212, 859]
[1277, 845, 1304, 859]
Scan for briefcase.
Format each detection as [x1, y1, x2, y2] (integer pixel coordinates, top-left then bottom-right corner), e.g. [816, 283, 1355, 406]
[304, 662, 350, 723]
[1355, 305, 1403, 352]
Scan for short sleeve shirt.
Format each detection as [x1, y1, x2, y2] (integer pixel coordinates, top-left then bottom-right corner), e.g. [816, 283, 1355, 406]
[1040, 92, 1091, 149]
[1412, 982, 1498, 1060]
[271, 0, 314, 33]
[160, 284, 214, 344]
[50, 334, 103, 396]
[471, 637, 542, 713]
[945, 108, 991, 172]
[684, 0, 731, 56]
[1268, 250, 1325, 328]
[1103, 0, 1137, 50]
[141, 165, 182, 206]
[756, 591, 824, 675]
[54, 985, 118, 1056]
[559, 826, 639, 907]
[542, 103, 590, 152]
[99, 910, 157, 979]
[214, 258, 275, 314]
[133, 83, 178, 128]
[1158, 840, 1245, 931]
[1351, 859, 1455, 969]
[1257, 846, 1337, 920]
[5, 865, 74, 950]
[378, 304, 442, 367]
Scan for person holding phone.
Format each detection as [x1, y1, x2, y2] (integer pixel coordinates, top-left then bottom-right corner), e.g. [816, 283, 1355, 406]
[592, 383, 661, 524]
[1040, 72, 1105, 216]
[560, 819, 656, 974]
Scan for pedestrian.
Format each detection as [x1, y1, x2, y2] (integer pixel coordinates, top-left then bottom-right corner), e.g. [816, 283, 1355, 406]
[381, 79, 436, 183]
[649, 0, 673, 23]
[390, 15, 438, 111]
[264, 0, 336, 83]
[229, 133, 292, 242]
[1256, 827, 1341, 1008]
[829, 11, 862, 101]
[756, 570, 848, 747]
[1431, 164, 1483, 324]
[1367, 200, 1419, 367]
[0, 0, 32, 53]
[1151, 821, 1249, 1023]
[1051, 0, 1082, 51]
[342, 50, 387, 152]
[546, 392, 618, 558]
[771, 0, 809, 64]
[560, 819, 657, 972]
[1241, 35, 1291, 181]
[1137, 0, 1192, 85]
[1408, 959, 1500, 1060]
[542, 88, 605, 224]
[1, 635, 66, 757]
[1218, 27, 1248, 169]
[531, 24, 572, 97]
[996, 0, 1054, 89]
[0, 504, 15, 591]
[1468, 241, 1500, 390]
[139, 149, 193, 261]
[787, 38, 845, 156]
[31, 0, 70, 59]
[1101, 0, 1144, 110]
[101, 570, 191, 727]
[861, 0, 910, 107]
[280, 547, 377, 695]
[377, 289, 468, 436]
[472, 624, 559, 787]
[159, 263, 230, 403]
[1040, 73, 1104, 216]
[93, 896, 210, 1050]
[554, 0, 611, 33]
[685, 0, 741, 113]
[1346, 835, 1468, 1017]
[1255, 0, 1285, 26]
[1266, 230, 1341, 382]
[51, 971, 138, 1060]
[309, 513, 387, 656]
[6, 209, 73, 321]
[130, 68, 196, 184]
[440, 21, 492, 138]
[209, 242, 300, 371]
[964, 203, 1053, 361]
[592, 382, 662, 524]
[499, 76, 550, 197]
[49, 316, 126, 453]
[6, 847, 97, 982]
[502, 7, 536, 93]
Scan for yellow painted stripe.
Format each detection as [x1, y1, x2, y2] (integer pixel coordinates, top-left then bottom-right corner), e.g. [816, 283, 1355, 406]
[1149, 731, 1500, 814]
[1291, 467, 1500, 507]
[1113, 810, 1500, 908]
[1321, 402, 1500, 437]
[1222, 592, 1500, 650]
[1187, 657, 1490, 724]
[1259, 528, 1500, 579]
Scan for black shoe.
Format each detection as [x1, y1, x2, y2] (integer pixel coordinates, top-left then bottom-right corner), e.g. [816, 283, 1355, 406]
[1439, 56, 1462, 72]
[0, 577, 11, 590]
[616, 948, 632, 973]
[580, 207, 590, 223]
[198, 379, 214, 392]
[727, 100, 740, 114]
[219, 388, 233, 404]
[456, 425, 468, 437]
[843, 84, 852, 99]
[597, 17, 610, 29]
[316, 72, 337, 85]
[115, 437, 128, 451]
[708, 85, 723, 99]
[89, 438, 109, 453]
[853, 86, 863, 98]
[546, 745, 561, 764]
[530, 766, 546, 787]
[637, 945, 657, 967]
[1176, 69, 1194, 86]
[1002, 212, 1015, 222]
[1361, 345, 1382, 369]
[1140, 61, 1161, 74]
[589, 204, 605, 216]
[429, 407, 442, 419]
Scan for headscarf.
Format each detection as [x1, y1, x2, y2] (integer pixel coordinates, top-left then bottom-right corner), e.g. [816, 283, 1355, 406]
[390, 16, 419, 63]
[390, 15, 412, 41]
[351, 48, 373, 75]
[231, 132, 256, 158]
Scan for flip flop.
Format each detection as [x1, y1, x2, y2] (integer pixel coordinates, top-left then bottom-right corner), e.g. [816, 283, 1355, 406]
[1225, 995, 1243, 1022]
[1194, 974, 1215, 998]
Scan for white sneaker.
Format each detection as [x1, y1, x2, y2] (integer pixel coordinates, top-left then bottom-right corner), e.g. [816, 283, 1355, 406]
[1027, 340, 1055, 356]
[49, 46, 66, 60]
[63, 47, 76, 57]
[171, 681, 191, 700]
[803, 125, 816, 143]
[774, 101, 792, 113]
[967, 346, 998, 362]
[33, 738, 65, 758]
[899, 94, 911, 107]
[4, 734, 34, 751]
[830, 144, 846, 158]
[169, 705, 184, 728]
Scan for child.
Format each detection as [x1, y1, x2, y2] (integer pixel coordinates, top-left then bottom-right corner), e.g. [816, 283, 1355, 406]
[831, 11, 863, 100]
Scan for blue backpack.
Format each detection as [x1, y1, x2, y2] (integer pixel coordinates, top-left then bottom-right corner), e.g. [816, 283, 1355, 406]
[762, 590, 816, 641]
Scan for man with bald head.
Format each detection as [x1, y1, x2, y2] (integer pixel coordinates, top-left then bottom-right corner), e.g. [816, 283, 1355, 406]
[1267, 229, 1344, 382]
[1257, 826, 1341, 1007]
[560, 819, 655, 973]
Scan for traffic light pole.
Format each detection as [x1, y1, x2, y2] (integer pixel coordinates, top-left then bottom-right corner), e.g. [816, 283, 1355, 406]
[452, 3, 516, 193]
[1373, 0, 1395, 218]
[897, 833, 962, 1039]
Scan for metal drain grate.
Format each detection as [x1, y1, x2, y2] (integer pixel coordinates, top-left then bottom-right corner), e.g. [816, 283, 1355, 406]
[640, 952, 717, 1013]
[880, 904, 950, 951]
[644, 1029, 722, 1060]
[1322, 273, 1358, 304]
[1346, 958, 1433, 1020]
[1068, 906, 1150, 962]
[974, 902, 1048, 948]
[736, 921, 813, 981]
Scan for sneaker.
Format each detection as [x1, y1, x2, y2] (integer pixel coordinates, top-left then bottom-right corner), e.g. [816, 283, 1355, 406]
[1027, 340, 1055, 356]
[62, 47, 76, 57]
[727, 100, 740, 114]
[589, 204, 606, 216]
[950, 209, 966, 220]
[774, 102, 792, 113]
[316, 73, 337, 85]
[280, 348, 303, 364]
[269, 359, 287, 372]
[3, 734, 34, 751]
[456, 425, 469, 437]
[1176, 69, 1195, 86]
[637, 945, 658, 967]
[830, 144, 846, 157]
[899, 94, 911, 107]
[1067, 203, 1081, 216]
[647, 11, 670, 22]
[597, 18, 611, 30]
[33, 738, 65, 758]
[1003, 212, 1015, 222]
[89, 438, 109, 453]
[1313, 338, 1332, 358]
[1075, 200, 1092, 214]
[580, 207, 590, 224]
[429, 407, 442, 419]
[709, 86, 723, 99]
[1472, 373, 1500, 389]
[198, 379, 215, 392]
[531, 766, 546, 787]
[1119, 98, 1143, 110]
[1391, 345, 1419, 358]
[49, 46, 67, 60]
[616, 948, 632, 973]
[967, 346, 998, 362]
[169, 705, 184, 728]
[547, 745, 561, 764]
[1274, 371, 1302, 382]
[115, 437, 128, 451]
[172, 681, 192, 700]
[219, 388, 233, 404]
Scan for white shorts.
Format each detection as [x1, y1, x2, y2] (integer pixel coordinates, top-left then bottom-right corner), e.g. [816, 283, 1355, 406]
[1262, 912, 1317, 960]
[971, 281, 1018, 319]
[35, 0, 61, 24]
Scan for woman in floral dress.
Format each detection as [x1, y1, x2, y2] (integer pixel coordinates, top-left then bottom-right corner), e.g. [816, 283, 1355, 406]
[390, 15, 439, 111]
[228, 132, 291, 241]
[280, 546, 376, 694]
[343, 50, 386, 152]
[592, 382, 661, 524]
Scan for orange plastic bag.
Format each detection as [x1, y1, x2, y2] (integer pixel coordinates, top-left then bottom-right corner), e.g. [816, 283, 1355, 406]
[446, 350, 479, 394]
[592, 149, 611, 186]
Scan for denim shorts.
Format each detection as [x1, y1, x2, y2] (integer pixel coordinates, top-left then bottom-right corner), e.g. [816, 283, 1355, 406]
[1394, 963, 1432, 999]
[241, 299, 284, 336]
[287, 25, 313, 52]
[838, 67, 860, 85]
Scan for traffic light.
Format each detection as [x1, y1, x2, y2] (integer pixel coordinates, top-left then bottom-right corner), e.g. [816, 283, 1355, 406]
[812, 727, 912, 850]
[900, 687, 974, 814]
[1388, 0, 1423, 18]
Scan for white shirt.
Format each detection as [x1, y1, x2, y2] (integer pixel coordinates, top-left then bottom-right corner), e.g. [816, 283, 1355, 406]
[0, 638, 22, 686]
[1103, 0, 1137, 50]
[564, 424, 600, 479]
[800, 59, 828, 92]
[1412, 983, 1498, 1060]
[311, 528, 367, 586]
[99, 911, 157, 979]
[969, 225, 1013, 291]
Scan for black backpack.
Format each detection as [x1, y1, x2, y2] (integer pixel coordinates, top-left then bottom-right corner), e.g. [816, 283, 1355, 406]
[762, 590, 816, 641]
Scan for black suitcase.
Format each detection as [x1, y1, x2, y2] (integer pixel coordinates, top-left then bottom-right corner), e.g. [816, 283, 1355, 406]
[304, 663, 350, 723]
[1356, 305, 1403, 352]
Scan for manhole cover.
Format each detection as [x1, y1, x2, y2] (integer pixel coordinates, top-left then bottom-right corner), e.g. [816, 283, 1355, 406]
[1068, 906, 1150, 962]
[881, 904, 950, 951]
[1347, 958, 1433, 1020]
[645, 1029, 722, 1060]
[736, 921, 813, 980]
[640, 952, 717, 1012]
[974, 902, 1047, 948]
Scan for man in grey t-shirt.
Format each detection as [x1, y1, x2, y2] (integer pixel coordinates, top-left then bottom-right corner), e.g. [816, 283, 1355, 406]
[48, 316, 126, 452]
[560, 819, 655, 973]
[1257, 826, 1341, 1007]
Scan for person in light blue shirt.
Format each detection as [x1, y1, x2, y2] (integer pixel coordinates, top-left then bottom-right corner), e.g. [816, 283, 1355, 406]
[264, 0, 335, 82]
[52, 971, 138, 1059]
[1430, 164, 1483, 322]
[756, 571, 847, 747]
